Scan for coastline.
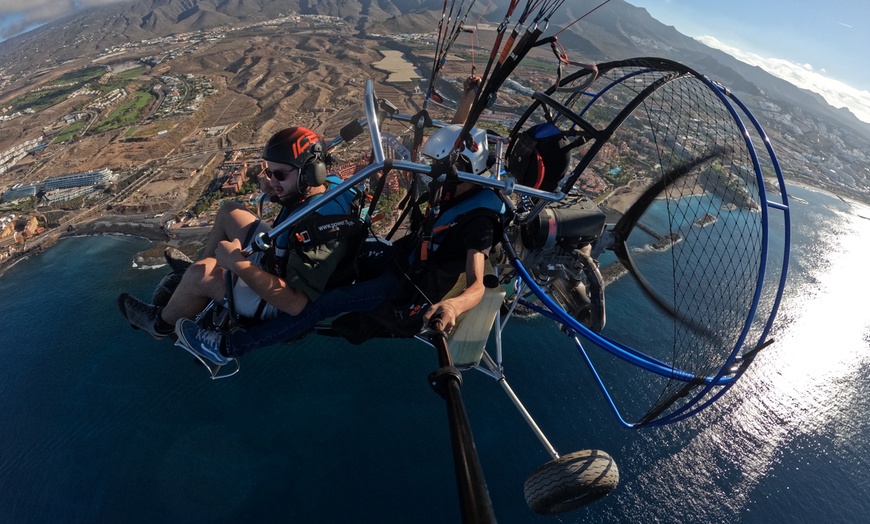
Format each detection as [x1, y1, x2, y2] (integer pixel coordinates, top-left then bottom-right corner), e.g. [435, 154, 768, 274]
[1, 178, 857, 279]
[66, 215, 172, 241]
[0, 214, 208, 278]
[785, 179, 870, 209]
[599, 178, 707, 215]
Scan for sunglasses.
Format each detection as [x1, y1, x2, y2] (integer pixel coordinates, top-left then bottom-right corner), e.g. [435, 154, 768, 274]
[264, 166, 298, 182]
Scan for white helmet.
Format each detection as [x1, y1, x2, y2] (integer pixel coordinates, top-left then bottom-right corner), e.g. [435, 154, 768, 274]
[421, 124, 489, 175]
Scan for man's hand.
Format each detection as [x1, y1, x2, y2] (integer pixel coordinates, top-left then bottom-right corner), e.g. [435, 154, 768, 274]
[424, 301, 460, 333]
[215, 238, 245, 270]
[452, 75, 483, 124]
[462, 75, 482, 93]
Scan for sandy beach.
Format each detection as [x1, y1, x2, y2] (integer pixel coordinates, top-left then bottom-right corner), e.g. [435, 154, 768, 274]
[602, 178, 716, 215]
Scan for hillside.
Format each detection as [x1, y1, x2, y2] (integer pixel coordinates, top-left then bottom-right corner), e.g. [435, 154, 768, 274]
[0, 0, 868, 201]
[0, 0, 865, 133]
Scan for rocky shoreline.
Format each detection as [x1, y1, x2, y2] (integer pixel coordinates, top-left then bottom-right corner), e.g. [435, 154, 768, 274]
[66, 215, 172, 241]
[0, 215, 208, 276]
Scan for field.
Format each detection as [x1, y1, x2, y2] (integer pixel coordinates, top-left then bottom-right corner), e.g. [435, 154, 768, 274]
[52, 120, 88, 144]
[10, 66, 106, 112]
[92, 90, 154, 134]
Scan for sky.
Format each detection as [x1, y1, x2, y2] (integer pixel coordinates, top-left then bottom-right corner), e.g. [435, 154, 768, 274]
[0, 0, 869, 123]
[0, 1, 125, 40]
[626, 0, 870, 123]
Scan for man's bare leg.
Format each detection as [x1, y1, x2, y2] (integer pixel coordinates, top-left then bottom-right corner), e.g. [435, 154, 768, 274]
[201, 202, 260, 259]
[160, 258, 227, 325]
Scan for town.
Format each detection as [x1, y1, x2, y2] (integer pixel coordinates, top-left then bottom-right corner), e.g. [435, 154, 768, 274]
[1, 12, 868, 268]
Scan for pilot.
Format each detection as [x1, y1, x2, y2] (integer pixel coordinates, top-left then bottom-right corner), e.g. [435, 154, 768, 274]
[117, 126, 371, 364]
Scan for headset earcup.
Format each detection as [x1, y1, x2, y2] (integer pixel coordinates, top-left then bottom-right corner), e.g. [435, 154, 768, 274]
[302, 160, 327, 187]
[299, 140, 327, 188]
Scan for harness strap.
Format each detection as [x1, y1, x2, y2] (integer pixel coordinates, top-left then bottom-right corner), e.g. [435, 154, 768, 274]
[269, 178, 363, 276]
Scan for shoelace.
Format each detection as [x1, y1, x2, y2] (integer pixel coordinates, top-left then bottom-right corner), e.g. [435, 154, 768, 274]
[126, 297, 153, 317]
[196, 328, 223, 353]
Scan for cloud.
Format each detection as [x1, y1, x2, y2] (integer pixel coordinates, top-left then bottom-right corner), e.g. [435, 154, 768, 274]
[696, 35, 870, 124]
[0, 0, 128, 40]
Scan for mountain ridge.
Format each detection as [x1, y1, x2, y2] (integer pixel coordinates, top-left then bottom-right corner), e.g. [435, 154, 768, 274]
[0, 0, 867, 139]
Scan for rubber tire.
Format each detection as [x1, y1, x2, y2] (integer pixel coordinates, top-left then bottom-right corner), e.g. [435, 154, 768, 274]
[524, 449, 619, 515]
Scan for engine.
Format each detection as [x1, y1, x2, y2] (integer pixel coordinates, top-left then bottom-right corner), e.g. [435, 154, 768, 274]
[515, 197, 607, 332]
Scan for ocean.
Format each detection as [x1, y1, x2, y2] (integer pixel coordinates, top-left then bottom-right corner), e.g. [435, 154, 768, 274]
[1, 182, 868, 523]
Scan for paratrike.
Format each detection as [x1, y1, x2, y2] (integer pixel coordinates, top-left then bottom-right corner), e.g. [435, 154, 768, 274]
[178, 2, 791, 521]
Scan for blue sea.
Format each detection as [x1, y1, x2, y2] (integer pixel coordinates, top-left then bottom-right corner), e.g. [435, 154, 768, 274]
[1, 183, 869, 523]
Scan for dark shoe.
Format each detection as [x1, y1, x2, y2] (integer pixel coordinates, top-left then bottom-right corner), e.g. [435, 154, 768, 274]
[117, 293, 168, 339]
[151, 271, 184, 307]
[164, 247, 193, 273]
[175, 318, 229, 365]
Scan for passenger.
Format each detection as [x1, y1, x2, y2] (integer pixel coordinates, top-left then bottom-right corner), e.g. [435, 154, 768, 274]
[395, 75, 503, 334]
[329, 120, 505, 341]
[117, 126, 385, 364]
[345, 78, 505, 340]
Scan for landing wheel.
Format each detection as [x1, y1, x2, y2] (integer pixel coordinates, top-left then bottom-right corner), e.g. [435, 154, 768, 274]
[524, 449, 619, 515]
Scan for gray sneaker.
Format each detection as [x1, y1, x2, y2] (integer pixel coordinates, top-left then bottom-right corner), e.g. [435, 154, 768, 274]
[151, 271, 184, 307]
[164, 247, 193, 273]
[117, 293, 168, 339]
[175, 318, 229, 365]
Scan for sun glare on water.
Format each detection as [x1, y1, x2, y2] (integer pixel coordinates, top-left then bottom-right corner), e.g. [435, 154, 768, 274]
[608, 199, 870, 522]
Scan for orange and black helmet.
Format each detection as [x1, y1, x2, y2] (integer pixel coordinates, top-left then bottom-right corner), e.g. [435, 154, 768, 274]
[262, 127, 327, 187]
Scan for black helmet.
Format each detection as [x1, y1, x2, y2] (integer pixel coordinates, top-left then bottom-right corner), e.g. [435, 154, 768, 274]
[262, 127, 327, 187]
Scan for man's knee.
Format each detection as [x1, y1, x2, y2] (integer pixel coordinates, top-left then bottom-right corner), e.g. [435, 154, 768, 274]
[184, 259, 227, 298]
[214, 201, 257, 238]
[186, 259, 220, 284]
[216, 200, 247, 216]
[216, 201, 254, 224]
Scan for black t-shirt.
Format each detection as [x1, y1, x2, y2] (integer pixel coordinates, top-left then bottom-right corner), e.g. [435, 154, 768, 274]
[328, 188, 499, 342]
[425, 188, 497, 301]
[430, 214, 494, 277]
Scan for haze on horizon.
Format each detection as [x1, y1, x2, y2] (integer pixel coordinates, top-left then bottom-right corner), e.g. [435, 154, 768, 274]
[627, 0, 870, 124]
[0, 0, 123, 39]
[1, 0, 869, 124]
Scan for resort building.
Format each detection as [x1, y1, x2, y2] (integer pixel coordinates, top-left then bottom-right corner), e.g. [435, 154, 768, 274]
[2, 168, 116, 203]
[43, 168, 115, 191]
[2, 183, 40, 202]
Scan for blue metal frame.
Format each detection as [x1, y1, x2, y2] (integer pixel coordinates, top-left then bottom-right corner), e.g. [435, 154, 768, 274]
[506, 62, 791, 427]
